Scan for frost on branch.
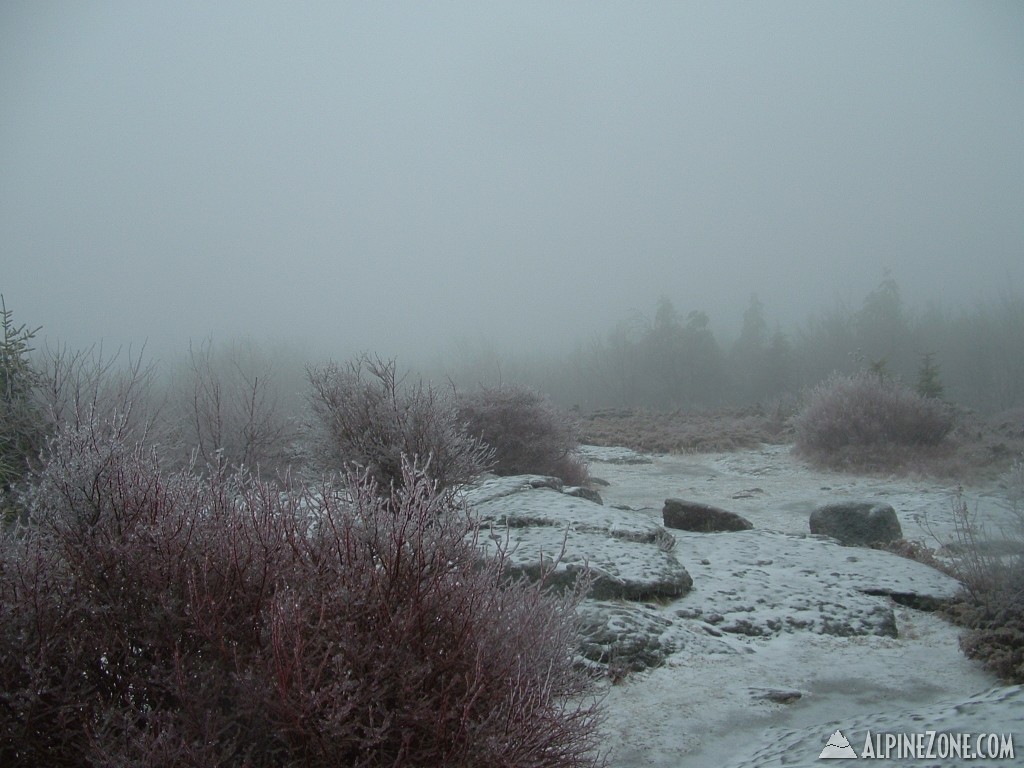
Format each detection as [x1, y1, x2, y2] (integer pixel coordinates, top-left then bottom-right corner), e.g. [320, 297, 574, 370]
[0, 423, 603, 767]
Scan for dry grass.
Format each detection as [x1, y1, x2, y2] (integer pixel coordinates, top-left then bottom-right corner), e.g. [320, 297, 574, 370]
[577, 399, 1024, 487]
[579, 405, 793, 455]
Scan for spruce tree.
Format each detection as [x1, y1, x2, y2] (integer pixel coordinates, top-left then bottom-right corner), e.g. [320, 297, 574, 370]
[1, 296, 44, 522]
[916, 351, 944, 400]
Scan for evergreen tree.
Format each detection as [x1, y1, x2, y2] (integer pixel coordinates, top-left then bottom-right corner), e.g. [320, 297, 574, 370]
[0, 296, 45, 522]
[735, 293, 768, 354]
[681, 310, 727, 407]
[916, 351, 944, 400]
[763, 324, 796, 399]
[857, 274, 911, 381]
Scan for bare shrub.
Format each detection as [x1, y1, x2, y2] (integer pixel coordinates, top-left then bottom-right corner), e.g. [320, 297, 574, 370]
[163, 338, 301, 476]
[2, 305, 160, 524]
[0, 421, 603, 767]
[457, 384, 588, 484]
[36, 342, 163, 443]
[306, 355, 492, 494]
[943, 490, 1019, 608]
[940, 468, 1024, 683]
[548, 452, 591, 487]
[793, 371, 955, 471]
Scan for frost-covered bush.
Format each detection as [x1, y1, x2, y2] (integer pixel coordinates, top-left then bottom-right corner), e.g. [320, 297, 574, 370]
[306, 355, 493, 495]
[0, 420, 603, 767]
[457, 384, 589, 485]
[793, 371, 954, 471]
[1, 297, 171, 525]
[956, 563, 1024, 684]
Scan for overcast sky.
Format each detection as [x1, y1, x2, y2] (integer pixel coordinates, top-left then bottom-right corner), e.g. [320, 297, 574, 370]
[2, 1, 1023, 363]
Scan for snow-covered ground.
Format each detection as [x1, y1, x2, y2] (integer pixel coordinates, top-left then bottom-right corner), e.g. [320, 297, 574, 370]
[583, 442, 1016, 547]
[579, 444, 1022, 767]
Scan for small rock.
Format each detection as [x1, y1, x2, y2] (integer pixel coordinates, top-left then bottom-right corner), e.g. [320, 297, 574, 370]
[663, 499, 754, 532]
[528, 476, 564, 491]
[751, 688, 803, 704]
[564, 486, 604, 505]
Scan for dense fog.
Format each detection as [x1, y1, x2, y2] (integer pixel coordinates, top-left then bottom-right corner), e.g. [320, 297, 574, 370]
[4, 10, 1024, 763]
[435, 280, 1024, 414]
[3, 2, 1023, 401]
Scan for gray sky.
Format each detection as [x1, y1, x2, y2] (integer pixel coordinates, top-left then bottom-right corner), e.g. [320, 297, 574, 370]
[2, 1, 1023, 362]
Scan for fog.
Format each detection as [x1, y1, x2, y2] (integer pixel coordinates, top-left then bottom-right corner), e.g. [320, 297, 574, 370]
[2, 2, 1023, 365]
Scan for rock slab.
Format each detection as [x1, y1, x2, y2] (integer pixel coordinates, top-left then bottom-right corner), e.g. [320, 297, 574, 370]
[465, 475, 693, 603]
[464, 474, 695, 672]
[670, 529, 961, 639]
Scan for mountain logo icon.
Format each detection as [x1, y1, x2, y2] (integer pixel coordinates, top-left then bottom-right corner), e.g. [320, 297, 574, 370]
[819, 729, 858, 759]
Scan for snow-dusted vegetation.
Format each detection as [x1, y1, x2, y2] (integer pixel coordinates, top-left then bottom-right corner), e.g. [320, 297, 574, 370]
[456, 383, 589, 485]
[1, 323, 608, 766]
[793, 370, 955, 472]
[2, 295, 1023, 766]
[0, 419, 602, 767]
[4, 3, 1023, 764]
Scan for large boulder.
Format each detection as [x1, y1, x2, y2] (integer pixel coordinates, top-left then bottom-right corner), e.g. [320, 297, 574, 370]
[809, 502, 903, 546]
[663, 498, 753, 532]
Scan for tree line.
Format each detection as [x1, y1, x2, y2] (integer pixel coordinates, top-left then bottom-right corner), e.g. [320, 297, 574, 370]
[446, 278, 1024, 415]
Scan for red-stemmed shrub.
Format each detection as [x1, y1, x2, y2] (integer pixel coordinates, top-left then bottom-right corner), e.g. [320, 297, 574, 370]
[457, 384, 589, 485]
[0, 417, 603, 767]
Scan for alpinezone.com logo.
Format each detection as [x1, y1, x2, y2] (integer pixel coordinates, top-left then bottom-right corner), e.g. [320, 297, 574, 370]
[819, 729, 1015, 760]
